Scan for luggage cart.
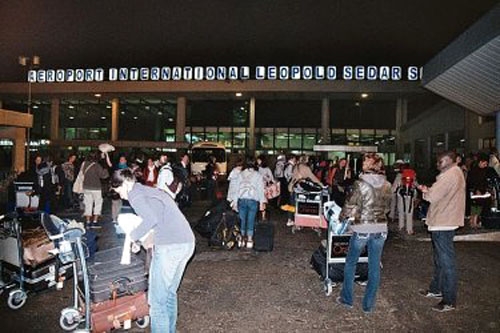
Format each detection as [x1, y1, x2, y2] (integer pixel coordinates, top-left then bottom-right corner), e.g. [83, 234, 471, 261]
[322, 201, 368, 296]
[42, 214, 150, 332]
[292, 187, 329, 234]
[41, 213, 92, 332]
[0, 212, 71, 309]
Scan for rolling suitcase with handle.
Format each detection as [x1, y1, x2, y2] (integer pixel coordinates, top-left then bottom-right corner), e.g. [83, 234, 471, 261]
[253, 221, 274, 252]
[87, 246, 148, 303]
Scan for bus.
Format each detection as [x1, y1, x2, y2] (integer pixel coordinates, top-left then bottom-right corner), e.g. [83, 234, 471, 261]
[190, 141, 227, 177]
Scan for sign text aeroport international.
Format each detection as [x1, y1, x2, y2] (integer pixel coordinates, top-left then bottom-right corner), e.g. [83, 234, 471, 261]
[28, 65, 423, 83]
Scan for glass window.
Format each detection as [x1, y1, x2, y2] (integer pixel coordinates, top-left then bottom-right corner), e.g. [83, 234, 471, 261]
[218, 131, 232, 148]
[331, 129, 346, 145]
[346, 129, 360, 144]
[275, 128, 288, 150]
[303, 133, 317, 150]
[164, 129, 175, 142]
[289, 128, 302, 149]
[233, 132, 246, 148]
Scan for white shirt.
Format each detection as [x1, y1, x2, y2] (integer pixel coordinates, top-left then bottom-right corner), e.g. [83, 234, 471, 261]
[157, 163, 176, 198]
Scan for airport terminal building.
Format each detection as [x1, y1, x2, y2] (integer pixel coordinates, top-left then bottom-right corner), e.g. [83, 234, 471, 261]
[0, 4, 499, 173]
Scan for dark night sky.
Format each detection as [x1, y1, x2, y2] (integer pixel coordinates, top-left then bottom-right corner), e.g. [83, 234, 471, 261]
[0, 0, 498, 82]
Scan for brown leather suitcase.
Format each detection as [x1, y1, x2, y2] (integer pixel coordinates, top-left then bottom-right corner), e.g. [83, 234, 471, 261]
[91, 292, 149, 333]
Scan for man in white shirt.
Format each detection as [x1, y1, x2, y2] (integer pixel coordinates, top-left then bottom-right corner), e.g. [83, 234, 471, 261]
[157, 155, 179, 199]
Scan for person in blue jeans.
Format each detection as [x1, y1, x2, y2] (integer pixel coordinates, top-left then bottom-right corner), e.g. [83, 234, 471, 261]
[418, 151, 465, 312]
[337, 153, 392, 313]
[112, 169, 195, 332]
[228, 156, 266, 249]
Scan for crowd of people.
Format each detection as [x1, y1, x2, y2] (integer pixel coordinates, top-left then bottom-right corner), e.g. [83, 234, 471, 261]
[15, 149, 194, 224]
[9, 146, 500, 328]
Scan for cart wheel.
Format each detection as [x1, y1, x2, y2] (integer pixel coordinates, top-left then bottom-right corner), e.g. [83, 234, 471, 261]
[291, 226, 296, 234]
[7, 289, 27, 310]
[136, 315, 150, 329]
[59, 308, 81, 331]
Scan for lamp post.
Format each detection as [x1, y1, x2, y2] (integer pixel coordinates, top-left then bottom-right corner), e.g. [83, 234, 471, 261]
[18, 55, 40, 170]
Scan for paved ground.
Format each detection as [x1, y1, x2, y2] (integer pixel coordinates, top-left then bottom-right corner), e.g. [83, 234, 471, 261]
[1, 197, 500, 332]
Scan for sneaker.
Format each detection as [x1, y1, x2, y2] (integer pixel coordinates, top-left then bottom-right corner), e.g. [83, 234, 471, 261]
[432, 302, 456, 312]
[362, 308, 373, 314]
[336, 297, 353, 309]
[286, 219, 295, 227]
[419, 289, 443, 299]
[246, 240, 253, 249]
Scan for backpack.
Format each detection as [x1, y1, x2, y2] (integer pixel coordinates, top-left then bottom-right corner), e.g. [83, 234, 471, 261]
[160, 164, 185, 195]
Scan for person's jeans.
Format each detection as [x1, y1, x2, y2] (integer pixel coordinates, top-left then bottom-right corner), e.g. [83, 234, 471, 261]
[341, 232, 387, 312]
[238, 198, 259, 237]
[429, 230, 457, 305]
[149, 242, 195, 333]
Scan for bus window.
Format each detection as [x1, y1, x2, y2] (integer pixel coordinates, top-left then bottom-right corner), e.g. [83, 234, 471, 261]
[190, 142, 227, 176]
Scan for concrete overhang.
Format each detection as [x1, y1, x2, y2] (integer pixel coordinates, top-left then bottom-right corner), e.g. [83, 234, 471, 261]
[0, 109, 33, 128]
[423, 3, 500, 116]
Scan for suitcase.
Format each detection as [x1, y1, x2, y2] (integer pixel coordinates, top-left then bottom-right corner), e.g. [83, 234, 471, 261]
[310, 246, 368, 283]
[88, 247, 148, 303]
[2, 259, 72, 292]
[481, 211, 500, 229]
[254, 222, 274, 252]
[91, 291, 149, 333]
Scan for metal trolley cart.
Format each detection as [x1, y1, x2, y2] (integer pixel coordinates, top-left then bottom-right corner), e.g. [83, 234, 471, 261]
[0, 212, 71, 309]
[293, 187, 329, 234]
[322, 201, 368, 296]
[42, 214, 150, 332]
[41, 213, 92, 332]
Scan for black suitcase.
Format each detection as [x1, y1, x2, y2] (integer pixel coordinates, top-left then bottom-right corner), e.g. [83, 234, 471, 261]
[88, 247, 148, 303]
[254, 222, 274, 252]
[481, 212, 500, 229]
[310, 246, 368, 283]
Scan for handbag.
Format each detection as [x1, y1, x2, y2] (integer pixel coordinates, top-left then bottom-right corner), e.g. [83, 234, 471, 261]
[72, 162, 95, 194]
[264, 180, 281, 200]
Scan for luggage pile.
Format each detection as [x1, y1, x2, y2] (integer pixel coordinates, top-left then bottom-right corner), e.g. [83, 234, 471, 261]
[0, 212, 72, 310]
[87, 246, 150, 332]
[194, 200, 275, 252]
[194, 201, 241, 250]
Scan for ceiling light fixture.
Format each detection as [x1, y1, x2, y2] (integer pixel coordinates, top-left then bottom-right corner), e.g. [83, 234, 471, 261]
[361, 93, 369, 98]
[235, 92, 242, 97]
[94, 93, 102, 98]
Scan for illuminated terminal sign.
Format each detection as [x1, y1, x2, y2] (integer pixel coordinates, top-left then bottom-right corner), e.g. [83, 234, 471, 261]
[28, 65, 422, 83]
